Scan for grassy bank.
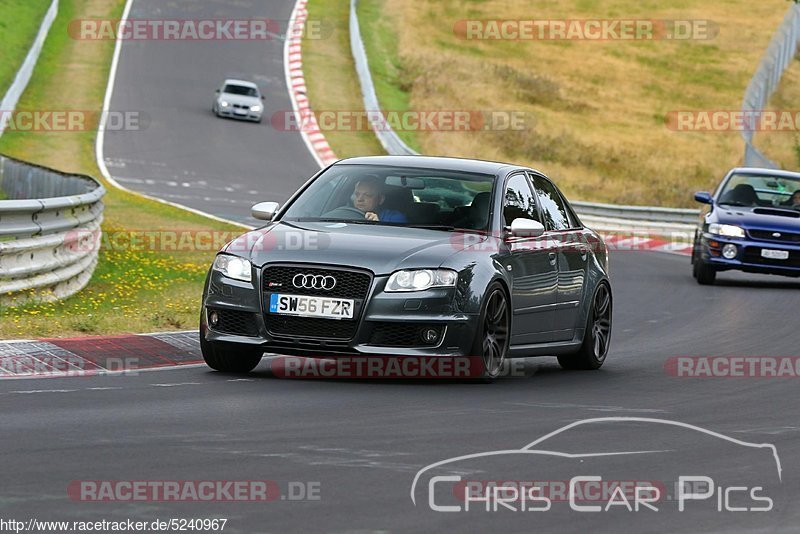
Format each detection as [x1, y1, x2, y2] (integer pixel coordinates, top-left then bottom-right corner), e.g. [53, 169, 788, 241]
[753, 55, 800, 169]
[302, 0, 383, 158]
[0, 0, 243, 338]
[308, 0, 791, 206]
[0, 0, 52, 95]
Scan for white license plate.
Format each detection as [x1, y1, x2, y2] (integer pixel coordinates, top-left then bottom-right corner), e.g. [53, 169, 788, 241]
[761, 249, 790, 260]
[268, 294, 354, 319]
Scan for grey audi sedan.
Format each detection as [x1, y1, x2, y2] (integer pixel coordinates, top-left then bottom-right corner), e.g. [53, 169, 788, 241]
[200, 156, 612, 379]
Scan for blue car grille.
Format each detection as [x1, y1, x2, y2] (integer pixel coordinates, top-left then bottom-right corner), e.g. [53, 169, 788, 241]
[748, 229, 800, 244]
[743, 247, 800, 268]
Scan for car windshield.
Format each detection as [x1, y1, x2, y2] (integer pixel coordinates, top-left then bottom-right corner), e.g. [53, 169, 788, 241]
[718, 173, 800, 209]
[223, 84, 258, 97]
[280, 164, 496, 230]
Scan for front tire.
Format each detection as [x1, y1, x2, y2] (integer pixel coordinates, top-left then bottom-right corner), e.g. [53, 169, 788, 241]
[471, 283, 510, 380]
[558, 282, 612, 370]
[200, 334, 263, 373]
[693, 257, 716, 285]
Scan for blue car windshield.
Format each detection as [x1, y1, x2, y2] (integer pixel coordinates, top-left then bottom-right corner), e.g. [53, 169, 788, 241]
[280, 165, 496, 230]
[718, 173, 800, 209]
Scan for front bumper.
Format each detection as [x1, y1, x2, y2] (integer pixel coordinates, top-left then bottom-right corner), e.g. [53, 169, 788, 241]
[201, 267, 480, 357]
[697, 233, 800, 277]
[217, 106, 262, 121]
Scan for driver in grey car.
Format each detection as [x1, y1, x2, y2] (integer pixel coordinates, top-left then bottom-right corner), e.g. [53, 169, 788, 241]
[353, 177, 408, 223]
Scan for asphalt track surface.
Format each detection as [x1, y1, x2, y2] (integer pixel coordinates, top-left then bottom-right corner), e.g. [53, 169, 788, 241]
[2, 251, 800, 532]
[8, 0, 799, 531]
[102, 0, 319, 225]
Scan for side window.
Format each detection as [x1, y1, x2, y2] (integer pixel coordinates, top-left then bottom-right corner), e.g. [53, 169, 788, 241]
[503, 173, 540, 227]
[561, 192, 582, 229]
[530, 174, 571, 231]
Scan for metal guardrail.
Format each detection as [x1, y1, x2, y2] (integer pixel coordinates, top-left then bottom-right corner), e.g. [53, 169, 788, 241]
[0, 154, 105, 306]
[0, 0, 58, 138]
[571, 201, 699, 225]
[348, 0, 701, 228]
[741, 3, 800, 169]
[349, 0, 416, 156]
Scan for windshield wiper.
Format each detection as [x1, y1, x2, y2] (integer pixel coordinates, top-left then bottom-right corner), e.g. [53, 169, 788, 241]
[407, 224, 489, 234]
[718, 201, 751, 207]
[407, 224, 457, 230]
[293, 217, 374, 224]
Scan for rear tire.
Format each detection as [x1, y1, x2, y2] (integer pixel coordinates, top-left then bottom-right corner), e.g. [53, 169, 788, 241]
[693, 257, 716, 285]
[200, 334, 263, 373]
[558, 283, 612, 371]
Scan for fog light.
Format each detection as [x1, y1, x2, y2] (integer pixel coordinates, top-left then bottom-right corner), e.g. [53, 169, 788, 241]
[722, 243, 738, 259]
[421, 328, 440, 345]
[209, 310, 219, 327]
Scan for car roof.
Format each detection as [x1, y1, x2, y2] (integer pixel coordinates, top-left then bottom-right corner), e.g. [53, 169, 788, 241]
[728, 167, 800, 180]
[222, 79, 259, 89]
[334, 155, 532, 176]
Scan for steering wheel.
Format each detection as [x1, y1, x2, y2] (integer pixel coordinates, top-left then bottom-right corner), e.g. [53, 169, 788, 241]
[322, 206, 366, 219]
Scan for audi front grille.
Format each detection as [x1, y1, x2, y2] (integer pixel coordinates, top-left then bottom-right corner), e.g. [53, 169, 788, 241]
[261, 265, 373, 340]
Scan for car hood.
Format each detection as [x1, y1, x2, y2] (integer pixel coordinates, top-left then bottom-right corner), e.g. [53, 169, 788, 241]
[223, 221, 467, 275]
[218, 94, 261, 106]
[713, 206, 800, 232]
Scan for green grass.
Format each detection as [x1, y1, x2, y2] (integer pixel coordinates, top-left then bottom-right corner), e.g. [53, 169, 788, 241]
[0, 0, 244, 338]
[332, 0, 790, 206]
[302, 0, 383, 158]
[357, 0, 419, 152]
[0, 0, 52, 95]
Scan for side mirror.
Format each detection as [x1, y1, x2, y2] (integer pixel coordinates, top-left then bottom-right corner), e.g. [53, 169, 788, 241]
[252, 201, 280, 221]
[694, 191, 713, 205]
[509, 218, 545, 238]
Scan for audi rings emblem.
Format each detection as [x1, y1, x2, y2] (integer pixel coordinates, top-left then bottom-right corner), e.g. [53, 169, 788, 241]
[293, 274, 337, 290]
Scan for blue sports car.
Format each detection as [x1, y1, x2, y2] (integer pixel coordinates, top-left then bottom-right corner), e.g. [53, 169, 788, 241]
[692, 167, 800, 285]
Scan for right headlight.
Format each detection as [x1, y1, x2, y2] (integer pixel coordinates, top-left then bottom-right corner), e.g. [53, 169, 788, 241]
[708, 223, 745, 238]
[220, 100, 230, 107]
[212, 254, 252, 283]
[385, 269, 457, 292]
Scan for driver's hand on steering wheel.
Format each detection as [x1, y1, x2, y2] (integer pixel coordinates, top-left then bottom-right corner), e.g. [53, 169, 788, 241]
[365, 212, 379, 221]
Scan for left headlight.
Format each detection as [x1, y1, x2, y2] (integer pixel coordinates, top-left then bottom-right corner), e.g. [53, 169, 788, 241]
[212, 254, 252, 282]
[250, 104, 263, 112]
[385, 269, 457, 292]
[708, 223, 745, 238]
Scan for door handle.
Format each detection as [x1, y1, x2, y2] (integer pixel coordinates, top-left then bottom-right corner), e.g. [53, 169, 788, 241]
[548, 252, 557, 265]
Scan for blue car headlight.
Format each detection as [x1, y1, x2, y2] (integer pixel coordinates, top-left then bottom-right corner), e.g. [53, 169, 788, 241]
[385, 269, 457, 292]
[212, 254, 252, 283]
[708, 223, 745, 238]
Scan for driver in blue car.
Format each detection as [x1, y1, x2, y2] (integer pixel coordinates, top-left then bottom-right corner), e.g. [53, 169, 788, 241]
[353, 178, 408, 223]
